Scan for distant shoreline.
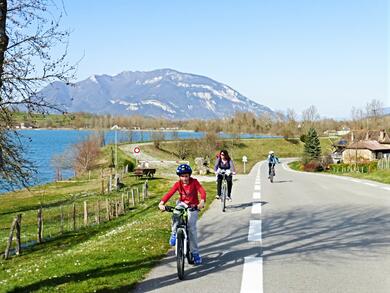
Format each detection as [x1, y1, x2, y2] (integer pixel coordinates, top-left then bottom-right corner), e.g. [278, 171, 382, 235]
[13, 127, 196, 132]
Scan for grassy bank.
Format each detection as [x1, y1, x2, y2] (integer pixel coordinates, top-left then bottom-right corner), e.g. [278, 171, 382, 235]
[156, 137, 333, 174]
[0, 178, 216, 292]
[288, 161, 390, 184]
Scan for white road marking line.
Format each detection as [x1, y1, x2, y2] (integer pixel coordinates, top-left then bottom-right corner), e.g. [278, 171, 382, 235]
[248, 220, 262, 242]
[364, 182, 378, 187]
[252, 202, 262, 214]
[254, 185, 261, 191]
[240, 257, 263, 293]
[382, 187, 390, 191]
[253, 192, 261, 199]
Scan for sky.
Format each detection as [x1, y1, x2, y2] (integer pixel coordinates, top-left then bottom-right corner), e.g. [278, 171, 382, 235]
[57, 0, 388, 118]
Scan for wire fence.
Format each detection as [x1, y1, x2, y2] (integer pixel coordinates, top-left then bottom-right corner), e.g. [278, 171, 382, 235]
[1, 181, 149, 259]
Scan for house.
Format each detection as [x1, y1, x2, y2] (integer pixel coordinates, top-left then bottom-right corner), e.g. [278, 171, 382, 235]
[340, 129, 390, 163]
[342, 140, 390, 163]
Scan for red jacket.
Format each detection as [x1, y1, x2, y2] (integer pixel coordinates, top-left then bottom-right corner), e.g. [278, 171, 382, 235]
[161, 178, 206, 206]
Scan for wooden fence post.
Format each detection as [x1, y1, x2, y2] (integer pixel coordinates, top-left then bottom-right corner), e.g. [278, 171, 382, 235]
[121, 194, 125, 214]
[84, 201, 88, 226]
[106, 199, 110, 221]
[72, 203, 76, 231]
[60, 206, 64, 234]
[137, 187, 140, 203]
[15, 214, 22, 255]
[96, 201, 100, 224]
[101, 169, 105, 194]
[131, 189, 135, 207]
[37, 208, 43, 243]
[4, 216, 18, 260]
[115, 200, 118, 218]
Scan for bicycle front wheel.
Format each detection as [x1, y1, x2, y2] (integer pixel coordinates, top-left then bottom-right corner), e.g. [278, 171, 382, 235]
[176, 229, 185, 280]
[221, 180, 227, 212]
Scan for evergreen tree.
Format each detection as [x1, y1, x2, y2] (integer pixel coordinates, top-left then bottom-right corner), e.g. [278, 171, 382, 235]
[303, 128, 321, 162]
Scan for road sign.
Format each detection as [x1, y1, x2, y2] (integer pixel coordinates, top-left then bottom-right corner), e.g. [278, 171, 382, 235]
[242, 155, 248, 173]
[133, 146, 141, 155]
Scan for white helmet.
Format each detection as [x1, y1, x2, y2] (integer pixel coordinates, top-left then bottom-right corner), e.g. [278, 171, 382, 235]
[269, 151, 274, 155]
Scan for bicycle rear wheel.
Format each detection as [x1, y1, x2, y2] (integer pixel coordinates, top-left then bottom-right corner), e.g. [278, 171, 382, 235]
[186, 239, 194, 264]
[270, 168, 275, 183]
[176, 229, 185, 280]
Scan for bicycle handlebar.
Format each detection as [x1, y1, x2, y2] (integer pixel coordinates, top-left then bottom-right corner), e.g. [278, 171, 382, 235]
[163, 205, 198, 212]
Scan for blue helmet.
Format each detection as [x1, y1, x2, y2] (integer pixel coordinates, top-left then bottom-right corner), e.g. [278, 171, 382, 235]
[176, 164, 192, 175]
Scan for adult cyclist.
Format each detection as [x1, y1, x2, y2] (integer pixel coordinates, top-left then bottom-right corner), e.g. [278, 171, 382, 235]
[214, 150, 236, 201]
[267, 151, 280, 178]
[158, 164, 206, 265]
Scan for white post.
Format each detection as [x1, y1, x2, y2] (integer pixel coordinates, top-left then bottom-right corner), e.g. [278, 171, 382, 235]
[115, 129, 118, 189]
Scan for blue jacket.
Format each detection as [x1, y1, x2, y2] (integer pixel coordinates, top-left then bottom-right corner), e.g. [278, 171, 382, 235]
[267, 154, 279, 164]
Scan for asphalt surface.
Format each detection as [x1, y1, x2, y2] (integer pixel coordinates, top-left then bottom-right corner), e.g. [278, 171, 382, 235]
[133, 160, 390, 293]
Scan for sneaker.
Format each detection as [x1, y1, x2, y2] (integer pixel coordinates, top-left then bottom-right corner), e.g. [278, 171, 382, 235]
[192, 253, 202, 265]
[215, 195, 220, 199]
[227, 196, 232, 202]
[169, 233, 176, 246]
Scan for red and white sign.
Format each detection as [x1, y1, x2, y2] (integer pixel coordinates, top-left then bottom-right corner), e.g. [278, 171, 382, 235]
[133, 146, 141, 154]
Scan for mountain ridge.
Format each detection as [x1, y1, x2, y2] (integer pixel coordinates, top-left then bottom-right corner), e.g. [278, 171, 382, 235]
[40, 68, 274, 120]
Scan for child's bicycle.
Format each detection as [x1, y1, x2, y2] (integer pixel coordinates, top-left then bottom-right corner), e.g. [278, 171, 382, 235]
[164, 204, 197, 280]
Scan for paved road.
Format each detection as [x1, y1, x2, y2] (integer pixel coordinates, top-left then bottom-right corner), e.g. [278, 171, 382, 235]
[133, 160, 390, 293]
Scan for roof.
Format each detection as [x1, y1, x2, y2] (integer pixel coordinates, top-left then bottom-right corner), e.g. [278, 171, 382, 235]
[346, 140, 390, 151]
[342, 130, 390, 144]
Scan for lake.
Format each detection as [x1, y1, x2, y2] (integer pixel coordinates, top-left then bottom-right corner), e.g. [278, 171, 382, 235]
[0, 129, 278, 194]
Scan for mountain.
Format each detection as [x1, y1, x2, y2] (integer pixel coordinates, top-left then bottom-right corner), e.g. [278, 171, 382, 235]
[40, 69, 274, 120]
[383, 107, 390, 116]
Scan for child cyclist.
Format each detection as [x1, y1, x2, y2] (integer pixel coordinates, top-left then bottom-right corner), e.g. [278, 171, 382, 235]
[158, 164, 206, 265]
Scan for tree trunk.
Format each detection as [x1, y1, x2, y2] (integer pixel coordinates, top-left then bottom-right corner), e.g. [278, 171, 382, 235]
[0, 0, 9, 91]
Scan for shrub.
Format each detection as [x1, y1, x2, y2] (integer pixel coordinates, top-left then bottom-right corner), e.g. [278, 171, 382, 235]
[303, 160, 323, 172]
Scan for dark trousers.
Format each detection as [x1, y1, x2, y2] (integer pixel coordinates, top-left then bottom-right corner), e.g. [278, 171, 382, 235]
[268, 163, 276, 175]
[217, 174, 233, 197]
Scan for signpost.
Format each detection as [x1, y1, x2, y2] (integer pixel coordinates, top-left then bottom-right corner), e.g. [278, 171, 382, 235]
[133, 146, 141, 166]
[242, 155, 248, 173]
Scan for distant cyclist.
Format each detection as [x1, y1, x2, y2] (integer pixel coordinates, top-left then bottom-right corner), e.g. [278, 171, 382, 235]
[158, 164, 206, 265]
[267, 151, 280, 178]
[214, 150, 236, 201]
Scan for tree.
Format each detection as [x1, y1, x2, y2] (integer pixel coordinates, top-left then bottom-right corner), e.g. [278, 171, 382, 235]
[303, 128, 321, 163]
[0, 0, 75, 190]
[365, 99, 384, 129]
[302, 105, 320, 131]
[51, 148, 73, 181]
[73, 135, 102, 175]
